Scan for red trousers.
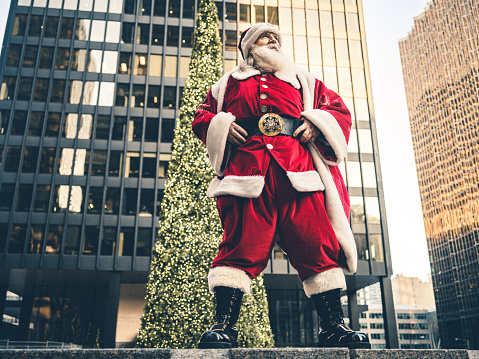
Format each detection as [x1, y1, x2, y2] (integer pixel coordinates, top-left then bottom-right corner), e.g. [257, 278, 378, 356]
[212, 159, 341, 281]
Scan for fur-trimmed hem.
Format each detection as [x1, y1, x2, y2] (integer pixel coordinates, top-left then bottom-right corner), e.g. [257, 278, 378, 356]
[286, 171, 325, 192]
[301, 109, 347, 164]
[208, 266, 252, 295]
[206, 112, 236, 176]
[206, 175, 265, 198]
[302, 268, 346, 297]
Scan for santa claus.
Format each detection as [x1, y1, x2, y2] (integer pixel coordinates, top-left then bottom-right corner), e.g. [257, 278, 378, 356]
[192, 23, 370, 349]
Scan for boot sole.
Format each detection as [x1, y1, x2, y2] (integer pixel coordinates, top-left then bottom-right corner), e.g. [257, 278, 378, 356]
[198, 341, 238, 349]
[318, 342, 372, 349]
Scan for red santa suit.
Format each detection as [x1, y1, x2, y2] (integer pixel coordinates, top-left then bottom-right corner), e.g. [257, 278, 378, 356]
[192, 62, 357, 298]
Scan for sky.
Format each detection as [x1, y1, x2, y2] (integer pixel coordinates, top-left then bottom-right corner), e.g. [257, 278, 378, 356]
[0, 0, 431, 280]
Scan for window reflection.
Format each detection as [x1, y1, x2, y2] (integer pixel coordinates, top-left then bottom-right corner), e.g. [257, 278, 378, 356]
[267, 6, 279, 26]
[122, 188, 137, 215]
[34, 78, 50, 102]
[28, 112, 44, 136]
[64, 226, 81, 255]
[72, 49, 87, 71]
[60, 18, 75, 39]
[139, 0, 151, 15]
[349, 40, 362, 61]
[0, 77, 16, 100]
[136, 228, 152, 256]
[148, 85, 161, 108]
[28, 15, 44, 37]
[96, 116, 110, 139]
[75, 19, 90, 40]
[347, 12, 360, 32]
[320, 11, 333, 31]
[44, 16, 59, 38]
[109, 151, 123, 176]
[350, 196, 365, 224]
[101, 227, 117, 256]
[333, 11, 346, 33]
[105, 188, 120, 214]
[164, 56, 177, 77]
[168, 0, 180, 17]
[128, 117, 142, 141]
[362, 162, 377, 188]
[365, 197, 381, 224]
[55, 48, 71, 70]
[109, 0, 124, 13]
[358, 129, 373, 153]
[68, 81, 82, 104]
[149, 55, 162, 77]
[125, 152, 140, 177]
[59, 148, 75, 175]
[17, 77, 34, 101]
[90, 21, 106, 42]
[106, 22, 121, 43]
[0, 110, 10, 134]
[23, 45, 38, 67]
[34, 185, 50, 212]
[48, 0, 62, 7]
[162, 86, 176, 109]
[5, 146, 21, 172]
[28, 225, 44, 254]
[12, 15, 27, 36]
[15, 184, 33, 212]
[346, 160, 361, 187]
[294, 36, 308, 59]
[323, 67, 338, 89]
[347, 128, 358, 153]
[133, 54, 148, 75]
[94, 0, 108, 12]
[11, 111, 27, 135]
[83, 81, 99, 106]
[79, 0, 93, 11]
[355, 98, 369, 122]
[240, 4, 250, 23]
[9, 224, 27, 254]
[131, 85, 145, 107]
[87, 187, 103, 214]
[46, 225, 63, 254]
[22, 147, 39, 172]
[121, 23, 134, 44]
[45, 113, 61, 137]
[99, 82, 115, 107]
[83, 226, 99, 255]
[87, 50, 102, 72]
[119, 228, 134, 256]
[225, 3, 236, 22]
[354, 233, 369, 260]
[91, 150, 106, 176]
[119, 52, 132, 74]
[136, 24, 149, 45]
[352, 68, 366, 90]
[39, 47, 54, 69]
[112, 116, 127, 140]
[74, 149, 87, 176]
[369, 234, 384, 261]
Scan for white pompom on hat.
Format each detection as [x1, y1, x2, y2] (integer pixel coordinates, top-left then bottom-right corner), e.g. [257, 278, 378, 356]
[238, 23, 282, 59]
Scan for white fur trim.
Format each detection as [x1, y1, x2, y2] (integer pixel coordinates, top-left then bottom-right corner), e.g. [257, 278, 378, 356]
[241, 23, 282, 59]
[308, 143, 357, 273]
[302, 268, 346, 297]
[286, 171, 325, 192]
[206, 112, 236, 176]
[211, 72, 235, 113]
[295, 67, 316, 110]
[231, 65, 261, 81]
[206, 175, 265, 198]
[208, 266, 252, 295]
[301, 109, 348, 165]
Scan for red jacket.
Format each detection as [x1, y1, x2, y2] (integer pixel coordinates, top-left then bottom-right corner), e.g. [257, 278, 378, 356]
[192, 64, 358, 273]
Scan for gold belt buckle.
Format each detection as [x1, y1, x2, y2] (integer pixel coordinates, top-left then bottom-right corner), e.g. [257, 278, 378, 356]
[258, 113, 284, 136]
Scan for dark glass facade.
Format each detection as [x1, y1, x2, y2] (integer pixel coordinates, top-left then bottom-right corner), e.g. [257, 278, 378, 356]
[399, 0, 479, 350]
[0, 0, 396, 348]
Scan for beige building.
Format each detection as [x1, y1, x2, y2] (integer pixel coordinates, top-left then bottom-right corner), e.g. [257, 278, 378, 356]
[392, 275, 435, 310]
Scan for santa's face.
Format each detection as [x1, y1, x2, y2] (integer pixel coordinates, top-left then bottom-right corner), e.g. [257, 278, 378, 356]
[254, 32, 280, 51]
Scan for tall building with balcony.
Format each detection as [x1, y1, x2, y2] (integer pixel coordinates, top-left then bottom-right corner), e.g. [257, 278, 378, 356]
[399, 0, 479, 349]
[0, 0, 397, 347]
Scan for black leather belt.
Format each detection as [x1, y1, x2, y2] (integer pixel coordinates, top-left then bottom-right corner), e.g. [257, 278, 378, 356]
[237, 114, 303, 137]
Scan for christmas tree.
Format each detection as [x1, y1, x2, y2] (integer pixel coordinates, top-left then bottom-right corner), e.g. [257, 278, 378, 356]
[136, 0, 274, 349]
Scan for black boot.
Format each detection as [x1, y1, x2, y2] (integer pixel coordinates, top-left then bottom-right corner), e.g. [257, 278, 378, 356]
[198, 286, 244, 349]
[312, 289, 371, 349]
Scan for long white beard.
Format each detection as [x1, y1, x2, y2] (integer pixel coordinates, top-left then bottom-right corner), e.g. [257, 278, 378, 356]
[248, 44, 295, 74]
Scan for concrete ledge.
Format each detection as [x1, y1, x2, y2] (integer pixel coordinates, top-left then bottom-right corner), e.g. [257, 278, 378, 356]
[0, 348, 476, 359]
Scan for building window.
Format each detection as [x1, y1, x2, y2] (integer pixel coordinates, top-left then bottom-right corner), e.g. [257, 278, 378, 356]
[166, 25, 179, 47]
[34, 78, 50, 102]
[51, 80, 66, 103]
[39, 47, 54, 69]
[112, 116, 127, 140]
[101, 227, 118, 255]
[45, 113, 61, 137]
[99, 82, 115, 107]
[23, 45, 38, 67]
[105, 188, 120, 214]
[87, 187, 104, 214]
[147, 85, 161, 108]
[46, 225, 63, 254]
[83, 226, 99, 255]
[254, 5, 264, 23]
[162, 86, 176, 108]
[121, 22, 135, 44]
[125, 152, 140, 177]
[64, 226, 81, 254]
[40, 148, 56, 174]
[156, 188, 164, 216]
[91, 150, 107, 176]
[139, 189, 154, 216]
[225, 3, 237, 22]
[131, 85, 145, 107]
[137, 228, 152, 256]
[5, 146, 21, 172]
[161, 118, 174, 142]
[240, 4, 250, 23]
[17, 77, 34, 101]
[87, 50, 102, 72]
[0, 184, 15, 210]
[139, 0, 151, 15]
[225, 30, 237, 51]
[116, 83, 130, 107]
[91, 20, 106, 42]
[215, 1, 223, 21]
[122, 188, 137, 215]
[133, 53, 148, 75]
[102, 51, 118, 74]
[0, 110, 9, 134]
[75, 19, 91, 40]
[22, 147, 39, 172]
[128, 117, 143, 141]
[60, 18, 75, 39]
[34, 185, 50, 212]
[109, 151, 123, 177]
[12, 14, 28, 36]
[71, 49, 87, 71]
[94, 0, 108, 12]
[168, 0, 180, 17]
[369, 313, 383, 319]
[371, 333, 385, 340]
[68, 80, 82, 104]
[145, 118, 159, 142]
[124, 0, 137, 14]
[27, 111, 45, 136]
[0, 77, 16, 100]
[15, 184, 33, 212]
[96, 116, 110, 139]
[142, 154, 157, 178]
[119, 228, 134, 256]
[153, 0, 165, 16]
[181, 27, 193, 48]
[11, 110, 27, 135]
[136, 24, 149, 44]
[152, 24, 164, 45]
[119, 52, 132, 74]
[28, 225, 44, 254]
[106, 21, 121, 43]
[9, 224, 27, 253]
[28, 15, 44, 37]
[44, 17, 59, 39]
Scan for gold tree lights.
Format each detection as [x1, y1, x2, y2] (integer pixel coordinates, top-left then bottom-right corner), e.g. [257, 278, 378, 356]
[136, 0, 274, 348]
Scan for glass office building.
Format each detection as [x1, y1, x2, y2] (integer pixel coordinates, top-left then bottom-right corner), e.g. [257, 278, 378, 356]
[399, 0, 479, 350]
[0, 0, 396, 347]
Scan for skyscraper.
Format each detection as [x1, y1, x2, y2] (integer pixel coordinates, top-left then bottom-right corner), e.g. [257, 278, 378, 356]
[0, 0, 397, 347]
[399, 0, 479, 349]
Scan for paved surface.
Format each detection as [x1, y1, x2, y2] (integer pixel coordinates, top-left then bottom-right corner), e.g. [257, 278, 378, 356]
[0, 348, 477, 359]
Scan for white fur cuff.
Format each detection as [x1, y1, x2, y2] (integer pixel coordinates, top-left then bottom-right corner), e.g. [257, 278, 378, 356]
[208, 266, 252, 295]
[206, 112, 236, 176]
[301, 109, 348, 165]
[302, 268, 346, 297]
[206, 175, 265, 198]
[286, 171, 325, 192]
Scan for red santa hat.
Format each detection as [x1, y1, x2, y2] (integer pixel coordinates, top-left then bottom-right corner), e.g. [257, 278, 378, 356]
[238, 23, 282, 59]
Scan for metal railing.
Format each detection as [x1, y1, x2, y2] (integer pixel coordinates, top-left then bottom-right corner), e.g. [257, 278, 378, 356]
[0, 340, 82, 349]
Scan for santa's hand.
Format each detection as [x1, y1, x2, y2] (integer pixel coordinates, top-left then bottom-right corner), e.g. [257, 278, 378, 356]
[293, 118, 321, 144]
[228, 122, 248, 146]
